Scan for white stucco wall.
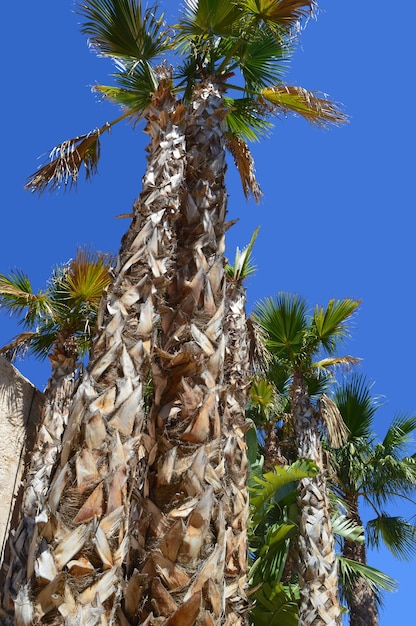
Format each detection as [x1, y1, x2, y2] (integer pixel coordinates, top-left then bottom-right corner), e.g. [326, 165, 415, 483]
[0, 358, 43, 566]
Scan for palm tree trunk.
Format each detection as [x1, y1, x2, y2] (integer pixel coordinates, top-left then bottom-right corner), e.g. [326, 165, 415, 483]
[128, 79, 249, 626]
[343, 496, 378, 626]
[5, 82, 187, 625]
[291, 371, 342, 626]
[1, 333, 79, 623]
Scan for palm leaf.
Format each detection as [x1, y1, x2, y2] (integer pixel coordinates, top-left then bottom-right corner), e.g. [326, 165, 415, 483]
[252, 293, 309, 365]
[311, 298, 360, 354]
[237, 27, 288, 91]
[226, 227, 260, 281]
[78, 0, 167, 62]
[25, 112, 131, 194]
[224, 134, 262, 201]
[0, 332, 37, 362]
[381, 414, 416, 457]
[64, 248, 112, 307]
[250, 459, 318, 517]
[224, 97, 272, 142]
[243, 0, 316, 33]
[337, 555, 397, 594]
[179, 0, 244, 38]
[0, 271, 53, 324]
[333, 374, 381, 438]
[331, 513, 364, 545]
[249, 582, 299, 626]
[261, 84, 348, 127]
[318, 393, 350, 448]
[366, 515, 416, 560]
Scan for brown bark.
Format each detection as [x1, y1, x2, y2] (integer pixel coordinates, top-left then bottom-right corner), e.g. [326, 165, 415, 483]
[291, 371, 341, 626]
[128, 79, 249, 626]
[343, 496, 379, 626]
[2, 83, 187, 625]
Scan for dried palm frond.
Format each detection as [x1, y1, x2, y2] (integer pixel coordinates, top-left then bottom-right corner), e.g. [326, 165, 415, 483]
[261, 84, 348, 127]
[225, 133, 262, 202]
[26, 110, 132, 194]
[25, 130, 102, 194]
[0, 332, 36, 362]
[318, 393, 350, 448]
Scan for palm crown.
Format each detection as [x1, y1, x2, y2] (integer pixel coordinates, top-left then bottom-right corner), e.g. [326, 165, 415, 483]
[26, 0, 347, 196]
[0, 249, 112, 362]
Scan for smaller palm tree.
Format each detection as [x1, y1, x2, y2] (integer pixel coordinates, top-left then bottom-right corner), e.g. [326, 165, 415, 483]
[253, 292, 360, 626]
[329, 374, 416, 626]
[0, 249, 112, 615]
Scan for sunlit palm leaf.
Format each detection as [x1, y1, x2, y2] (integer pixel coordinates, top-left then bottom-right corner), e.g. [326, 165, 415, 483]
[238, 27, 288, 91]
[224, 97, 272, 142]
[252, 293, 309, 364]
[179, 0, 244, 38]
[331, 513, 364, 544]
[318, 393, 350, 448]
[261, 84, 348, 127]
[0, 271, 53, 323]
[65, 248, 112, 307]
[79, 0, 167, 62]
[243, 0, 316, 33]
[311, 298, 360, 354]
[226, 226, 260, 281]
[337, 555, 397, 594]
[381, 415, 416, 457]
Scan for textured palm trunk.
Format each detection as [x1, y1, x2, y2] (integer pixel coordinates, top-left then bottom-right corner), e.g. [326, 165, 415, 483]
[343, 496, 378, 626]
[290, 371, 341, 626]
[127, 80, 249, 626]
[0, 333, 79, 621]
[4, 83, 187, 625]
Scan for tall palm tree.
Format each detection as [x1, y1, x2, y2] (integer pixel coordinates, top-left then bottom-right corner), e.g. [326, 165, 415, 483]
[13, 2, 347, 624]
[253, 292, 360, 626]
[329, 374, 416, 626]
[0, 250, 112, 616]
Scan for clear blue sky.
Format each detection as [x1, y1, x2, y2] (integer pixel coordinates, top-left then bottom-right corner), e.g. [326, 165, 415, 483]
[2, 2, 416, 622]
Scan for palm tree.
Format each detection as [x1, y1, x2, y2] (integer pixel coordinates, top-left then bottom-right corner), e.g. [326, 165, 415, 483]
[253, 292, 360, 626]
[329, 374, 416, 626]
[13, 2, 347, 623]
[0, 250, 112, 616]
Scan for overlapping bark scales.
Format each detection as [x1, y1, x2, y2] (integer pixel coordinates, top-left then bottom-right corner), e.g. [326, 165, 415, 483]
[0, 334, 79, 622]
[128, 80, 249, 626]
[291, 372, 342, 626]
[7, 84, 187, 625]
[343, 497, 378, 626]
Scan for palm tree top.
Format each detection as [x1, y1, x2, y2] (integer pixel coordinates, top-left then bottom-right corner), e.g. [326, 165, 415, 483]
[0, 248, 112, 362]
[252, 292, 360, 373]
[26, 0, 348, 195]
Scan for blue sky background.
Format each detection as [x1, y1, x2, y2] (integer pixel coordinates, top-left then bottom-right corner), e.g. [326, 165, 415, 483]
[2, 1, 416, 622]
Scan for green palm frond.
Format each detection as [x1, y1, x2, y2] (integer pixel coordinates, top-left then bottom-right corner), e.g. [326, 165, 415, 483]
[79, 0, 168, 63]
[224, 97, 272, 142]
[250, 459, 318, 518]
[333, 374, 381, 438]
[250, 581, 299, 626]
[366, 515, 416, 561]
[237, 27, 288, 91]
[331, 513, 364, 545]
[178, 0, 244, 39]
[311, 298, 360, 354]
[225, 226, 260, 281]
[243, 0, 316, 34]
[261, 84, 348, 127]
[0, 271, 53, 324]
[252, 293, 309, 366]
[381, 415, 416, 457]
[337, 555, 397, 592]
